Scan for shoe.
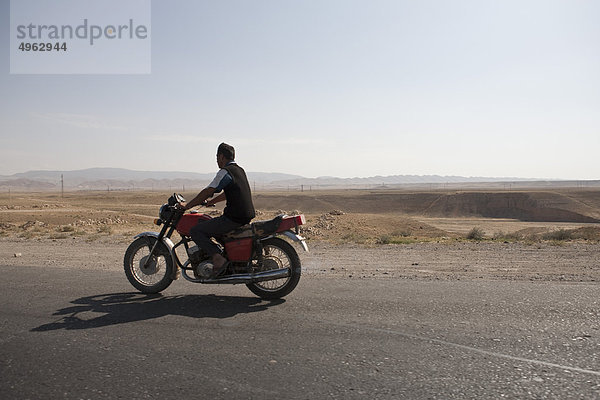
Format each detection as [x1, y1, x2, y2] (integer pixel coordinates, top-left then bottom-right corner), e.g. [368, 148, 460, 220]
[210, 261, 229, 278]
[210, 253, 228, 278]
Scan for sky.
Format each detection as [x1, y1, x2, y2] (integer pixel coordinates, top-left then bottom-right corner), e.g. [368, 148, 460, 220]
[1, 0, 599, 180]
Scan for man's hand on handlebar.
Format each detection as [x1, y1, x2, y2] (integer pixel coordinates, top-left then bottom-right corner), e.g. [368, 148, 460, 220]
[175, 201, 214, 212]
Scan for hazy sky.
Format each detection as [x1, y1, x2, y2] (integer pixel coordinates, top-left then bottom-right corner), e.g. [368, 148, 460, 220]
[1, 0, 599, 179]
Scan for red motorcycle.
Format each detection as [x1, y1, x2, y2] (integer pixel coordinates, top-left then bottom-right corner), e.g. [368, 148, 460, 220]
[124, 194, 308, 299]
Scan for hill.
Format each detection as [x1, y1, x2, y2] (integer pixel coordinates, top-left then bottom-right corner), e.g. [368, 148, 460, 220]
[0, 168, 598, 191]
[253, 189, 600, 223]
[0, 168, 303, 190]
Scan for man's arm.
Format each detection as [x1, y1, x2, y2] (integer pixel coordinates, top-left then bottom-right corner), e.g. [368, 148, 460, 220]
[181, 168, 231, 210]
[181, 187, 216, 210]
[207, 192, 226, 206]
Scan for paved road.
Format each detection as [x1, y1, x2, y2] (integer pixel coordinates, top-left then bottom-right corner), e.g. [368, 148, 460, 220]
[1, 264, 599, 399]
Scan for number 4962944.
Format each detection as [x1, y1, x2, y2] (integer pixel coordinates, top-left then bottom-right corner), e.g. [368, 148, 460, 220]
[18, 42, 67, 51]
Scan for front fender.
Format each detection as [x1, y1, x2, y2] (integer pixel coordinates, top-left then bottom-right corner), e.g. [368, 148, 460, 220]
[134, 232, 175, 251]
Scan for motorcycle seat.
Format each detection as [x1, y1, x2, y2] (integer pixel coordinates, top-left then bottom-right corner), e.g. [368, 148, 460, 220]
[222, 215, 284, 240]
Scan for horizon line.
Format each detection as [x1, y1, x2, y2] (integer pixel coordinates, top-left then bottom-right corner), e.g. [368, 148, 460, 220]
[1, 167, 599, 182]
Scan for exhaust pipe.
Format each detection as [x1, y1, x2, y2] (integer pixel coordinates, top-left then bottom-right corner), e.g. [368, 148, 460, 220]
[203, 268, 291, 284]
[180, 267, 291, 284]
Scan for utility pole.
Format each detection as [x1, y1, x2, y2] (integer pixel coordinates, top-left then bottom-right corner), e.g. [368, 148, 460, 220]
[61, 174, 64, 198]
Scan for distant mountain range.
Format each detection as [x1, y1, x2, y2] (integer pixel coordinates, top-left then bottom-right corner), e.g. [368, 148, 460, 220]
[0, 168, 597, 191]
[1, 168, 302, 184]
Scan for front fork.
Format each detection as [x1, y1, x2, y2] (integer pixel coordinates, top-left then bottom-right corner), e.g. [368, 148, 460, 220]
[142, 223, 170, 267]
[140, 212, 182, 277]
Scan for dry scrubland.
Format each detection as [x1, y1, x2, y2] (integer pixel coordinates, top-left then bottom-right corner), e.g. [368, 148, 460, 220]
[1, 189, 599, 244]
[1, 189, 600, 282]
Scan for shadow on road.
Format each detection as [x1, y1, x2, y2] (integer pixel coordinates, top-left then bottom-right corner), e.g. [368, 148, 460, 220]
[31, 292, 284, 331]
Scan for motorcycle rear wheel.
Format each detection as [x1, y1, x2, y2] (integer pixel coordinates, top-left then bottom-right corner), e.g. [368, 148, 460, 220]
[124, 237, 174, 294]
[246, 237, 301, 299]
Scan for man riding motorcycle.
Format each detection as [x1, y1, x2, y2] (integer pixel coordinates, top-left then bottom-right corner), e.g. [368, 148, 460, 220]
[178, 143, 255, 277]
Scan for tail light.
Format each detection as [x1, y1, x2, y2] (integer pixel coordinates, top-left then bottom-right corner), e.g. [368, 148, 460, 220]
[293, 214, 306, 226]
[277, 214, 306, 233]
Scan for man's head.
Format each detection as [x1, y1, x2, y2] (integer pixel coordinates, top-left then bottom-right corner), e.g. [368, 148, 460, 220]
[217, 142, 235, 168]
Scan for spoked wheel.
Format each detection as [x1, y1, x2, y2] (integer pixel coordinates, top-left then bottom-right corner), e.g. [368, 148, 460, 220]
[124, 237, 174, 294]
[246, 237, 301, 299]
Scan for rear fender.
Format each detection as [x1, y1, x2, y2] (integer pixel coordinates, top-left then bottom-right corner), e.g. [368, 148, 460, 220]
[263, 231, 309, 252]
[134, 232, 179, 279]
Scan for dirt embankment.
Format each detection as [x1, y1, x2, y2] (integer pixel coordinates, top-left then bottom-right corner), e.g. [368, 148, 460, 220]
[422, 192, 600, 223]
[254, 190, 600, 223]
[1, 190, 599, 244]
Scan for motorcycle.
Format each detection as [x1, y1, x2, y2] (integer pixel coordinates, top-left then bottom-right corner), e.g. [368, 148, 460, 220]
[123, 193, 308, 299]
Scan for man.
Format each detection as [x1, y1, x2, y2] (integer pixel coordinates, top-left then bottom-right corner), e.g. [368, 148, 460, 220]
[179, 143, 255, 276]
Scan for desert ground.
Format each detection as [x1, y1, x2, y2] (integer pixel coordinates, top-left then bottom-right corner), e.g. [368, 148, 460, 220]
[3, 188, 600, 398]
[1, 188, 599, 281]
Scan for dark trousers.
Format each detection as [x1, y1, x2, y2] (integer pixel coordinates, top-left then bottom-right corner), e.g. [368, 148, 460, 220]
[189, 215, 242, 256]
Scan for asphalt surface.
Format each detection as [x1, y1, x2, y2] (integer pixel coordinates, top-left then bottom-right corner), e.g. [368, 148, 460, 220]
[1, 264, 599, 399]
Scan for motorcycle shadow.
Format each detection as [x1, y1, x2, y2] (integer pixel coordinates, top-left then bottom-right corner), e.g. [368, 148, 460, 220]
[31, 292, 284, 332]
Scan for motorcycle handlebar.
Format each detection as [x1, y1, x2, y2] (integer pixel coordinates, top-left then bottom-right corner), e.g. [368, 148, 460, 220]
[173, 202, 215, 212]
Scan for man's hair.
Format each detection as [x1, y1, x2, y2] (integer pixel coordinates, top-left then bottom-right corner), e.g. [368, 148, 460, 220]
[217, 142, 235, 160]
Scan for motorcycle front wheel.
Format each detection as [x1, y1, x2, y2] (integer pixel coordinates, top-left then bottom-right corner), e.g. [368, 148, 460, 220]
[124, 237, 174, 294]
[246, 237, 301, 300]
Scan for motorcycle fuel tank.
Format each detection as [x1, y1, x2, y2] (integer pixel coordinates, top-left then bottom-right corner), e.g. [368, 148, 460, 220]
[176, 213, 212, 236]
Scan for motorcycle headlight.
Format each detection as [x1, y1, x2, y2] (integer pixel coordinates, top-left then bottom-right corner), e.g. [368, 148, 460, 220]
[159, 204, 172, 221]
